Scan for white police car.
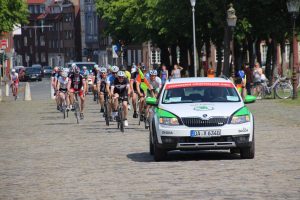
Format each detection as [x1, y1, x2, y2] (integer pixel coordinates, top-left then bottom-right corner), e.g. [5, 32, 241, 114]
[146, 77, 255, 161]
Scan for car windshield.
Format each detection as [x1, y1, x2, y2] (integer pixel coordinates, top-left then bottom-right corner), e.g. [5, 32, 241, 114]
[26, 68, 41, 73]
[44, 66, 52, 70]
[162, 83, 241, 104]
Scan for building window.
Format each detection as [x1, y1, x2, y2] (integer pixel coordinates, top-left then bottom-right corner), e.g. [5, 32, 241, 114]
[41, 53, 46, 62]
[29, 5, 34, 13]
[30, 46, 33, 54]
[285, 43, 290, 62]
[36, 53, 39, 62]
[40, 5, 45, 13]
[24, 36, 27, 46]
[29, 30, 32, 37]
[214, 49, 224, 63]
[40, 36, 45, 46]
[138, 50, 142, 64]
[151, 49, 161, 65]
[261, 44, 268, 65]
[127, 50, 132, 65]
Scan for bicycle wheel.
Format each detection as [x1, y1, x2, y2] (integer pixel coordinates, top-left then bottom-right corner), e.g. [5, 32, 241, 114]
[104, 102, 109, 126]
[62, 103, 66, 119]
[119, 107, 124, 132]
[275, 82, 292, 99]
[74, 102, 80, 124]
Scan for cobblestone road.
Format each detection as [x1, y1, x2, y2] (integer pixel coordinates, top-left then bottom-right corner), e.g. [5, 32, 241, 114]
[0, 81, 299, 200]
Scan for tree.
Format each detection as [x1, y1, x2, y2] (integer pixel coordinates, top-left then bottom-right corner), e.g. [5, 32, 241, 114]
[0, 0, 28, 34]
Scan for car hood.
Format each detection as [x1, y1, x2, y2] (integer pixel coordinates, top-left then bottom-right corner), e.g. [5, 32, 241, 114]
[158, 102, 244, 118]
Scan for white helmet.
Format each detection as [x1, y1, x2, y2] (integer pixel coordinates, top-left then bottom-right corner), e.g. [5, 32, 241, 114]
[71, 63, 77, 68]
[94, 64, 99, 69]
[11, 69, 16, 73]
[111, 65, 119, 73]
[150, 70, 158, 76]
[100, 67, 107, 73]
[83, 66, 87, 70]
[117, 71, 125, 77]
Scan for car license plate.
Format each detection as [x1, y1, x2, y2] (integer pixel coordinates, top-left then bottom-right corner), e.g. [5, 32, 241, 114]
[190, 130, 221, 137]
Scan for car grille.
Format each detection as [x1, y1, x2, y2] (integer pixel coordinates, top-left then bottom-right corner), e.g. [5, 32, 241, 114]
[181, 117, 228, 127]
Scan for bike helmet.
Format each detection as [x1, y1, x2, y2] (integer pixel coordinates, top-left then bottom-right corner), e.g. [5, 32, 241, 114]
[111, 65, 119, 73]
[83, 66, 87, 70]
[236, 70, 245, 79]
[11, 69, 16, 73]
[150, 70, 158, 76]
[141, 65, 147, 71]
[100, 67, 107, 73]
[94, 64, 99, 69]
[117, 71, 125, 77]
[54, 66, 59, 71]
[71, 63, 77, 68]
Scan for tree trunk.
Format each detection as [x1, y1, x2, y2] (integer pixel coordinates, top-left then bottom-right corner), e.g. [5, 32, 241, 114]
[271, 39, 278, 82]
[265, 38, 273, 80]
[248, 36, 255, 68]
[255, 39, 262, 66]
[160, 44, 170, 69]
[280, 40, 286, 76]
[216, 41, 223, 77]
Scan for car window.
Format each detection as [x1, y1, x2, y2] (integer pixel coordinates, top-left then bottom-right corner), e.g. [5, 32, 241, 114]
[26, 68, 41, 73]
[162, 85, 240, 104]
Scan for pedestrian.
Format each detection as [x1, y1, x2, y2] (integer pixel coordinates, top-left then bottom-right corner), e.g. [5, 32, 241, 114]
[243, 63, 253, 95]
[252, 62, 263, 98]
[171, 64, 183, 79]
[160, 64, 168, 85]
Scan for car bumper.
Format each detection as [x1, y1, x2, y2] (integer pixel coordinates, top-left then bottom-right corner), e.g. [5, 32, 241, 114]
[155, 123, 253, 150]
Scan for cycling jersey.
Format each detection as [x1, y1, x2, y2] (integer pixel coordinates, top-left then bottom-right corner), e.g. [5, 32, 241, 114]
[107, 74, 116, 86]
[51, 71, 60, 80]
[58, 76, 69, 92]
[81, 70, 89, 79]
[11, 73, 19, 83]
[97, 73, 108, 93]
[112, 78, 129, 101]
[69, 74, 84, 90]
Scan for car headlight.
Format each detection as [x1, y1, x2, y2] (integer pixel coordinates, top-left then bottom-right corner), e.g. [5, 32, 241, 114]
[159, 117, 180, 126]
[230, 107, 251, 124]
[157, 108, 182, 126]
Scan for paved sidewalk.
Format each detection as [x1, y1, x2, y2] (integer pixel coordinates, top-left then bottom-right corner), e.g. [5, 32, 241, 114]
[0, 95, 299, 199]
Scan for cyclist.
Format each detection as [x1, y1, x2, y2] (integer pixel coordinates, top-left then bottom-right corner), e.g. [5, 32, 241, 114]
[130, 66, 139, 118]
[68, 66, 86, 120]
[92, 64, 99, 101]
[97, 67, 110, 113]
[111, 71, 131, 127]
[145, 70, 162, 127]
[56, 71, 70, 111]
[235, 70, 247, 100]
[10, 69, 19, 99]
[107, 65, 119, 120]
[51, 66, 60, 110]
[81, 66, 90, 94]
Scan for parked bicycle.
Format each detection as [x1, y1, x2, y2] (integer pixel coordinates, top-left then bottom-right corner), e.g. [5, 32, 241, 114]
[257, 75, 293, 99]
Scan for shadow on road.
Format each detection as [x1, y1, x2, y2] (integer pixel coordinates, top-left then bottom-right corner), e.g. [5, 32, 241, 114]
[127, 150, 241, 162]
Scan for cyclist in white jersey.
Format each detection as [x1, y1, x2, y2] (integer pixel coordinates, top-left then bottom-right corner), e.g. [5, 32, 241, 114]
[56, 71, 70, 110]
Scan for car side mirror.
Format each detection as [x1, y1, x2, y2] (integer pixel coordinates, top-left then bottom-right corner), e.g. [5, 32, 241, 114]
[146, 97, 158, 106]
[244, 95, 256, 104]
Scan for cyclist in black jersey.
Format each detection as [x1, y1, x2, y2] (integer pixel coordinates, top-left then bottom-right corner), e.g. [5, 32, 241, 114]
[111, 71, 131, 127]
[97, 67, 110, 112]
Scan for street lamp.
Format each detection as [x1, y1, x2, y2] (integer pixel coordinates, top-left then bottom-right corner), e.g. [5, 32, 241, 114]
[227, 3, 237, 78]
[190, 0, 197, 77]
[287, 0, 300, 99]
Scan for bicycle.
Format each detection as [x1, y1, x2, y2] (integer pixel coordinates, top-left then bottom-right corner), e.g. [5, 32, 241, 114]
[116, 96, 125, 132]
[103, 92, 110, 126]
[11, 82, 18, 101]
[59, 91, 68, 119]
[257, 75, 293, 99]
[71, 91, 80, 124]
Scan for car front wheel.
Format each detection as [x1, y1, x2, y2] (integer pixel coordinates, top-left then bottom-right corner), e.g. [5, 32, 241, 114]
[240, 135, 255, 159]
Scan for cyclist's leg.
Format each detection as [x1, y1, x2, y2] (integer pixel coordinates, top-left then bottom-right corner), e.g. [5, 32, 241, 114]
[132, 92, 138, 117]
[69, 89, 75, 105]
[123, 99, 128, 119]
[79, 90, 85, 113]
[14, 82, 18, 97]
[99, 91, 104, 110]
[113, 93, 119, 111]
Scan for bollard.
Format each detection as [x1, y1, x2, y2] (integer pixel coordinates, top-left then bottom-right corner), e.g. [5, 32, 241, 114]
[24, 82, 32, 101]
[5, 82, 9, 96]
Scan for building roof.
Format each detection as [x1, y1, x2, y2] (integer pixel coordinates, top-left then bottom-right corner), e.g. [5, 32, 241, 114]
[27, 0, 46, 4]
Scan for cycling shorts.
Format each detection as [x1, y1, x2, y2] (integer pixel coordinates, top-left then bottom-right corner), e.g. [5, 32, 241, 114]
[69, 88, 84, 97]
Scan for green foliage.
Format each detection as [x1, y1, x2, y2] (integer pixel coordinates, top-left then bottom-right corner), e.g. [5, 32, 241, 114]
[0, 0, 29, 34]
